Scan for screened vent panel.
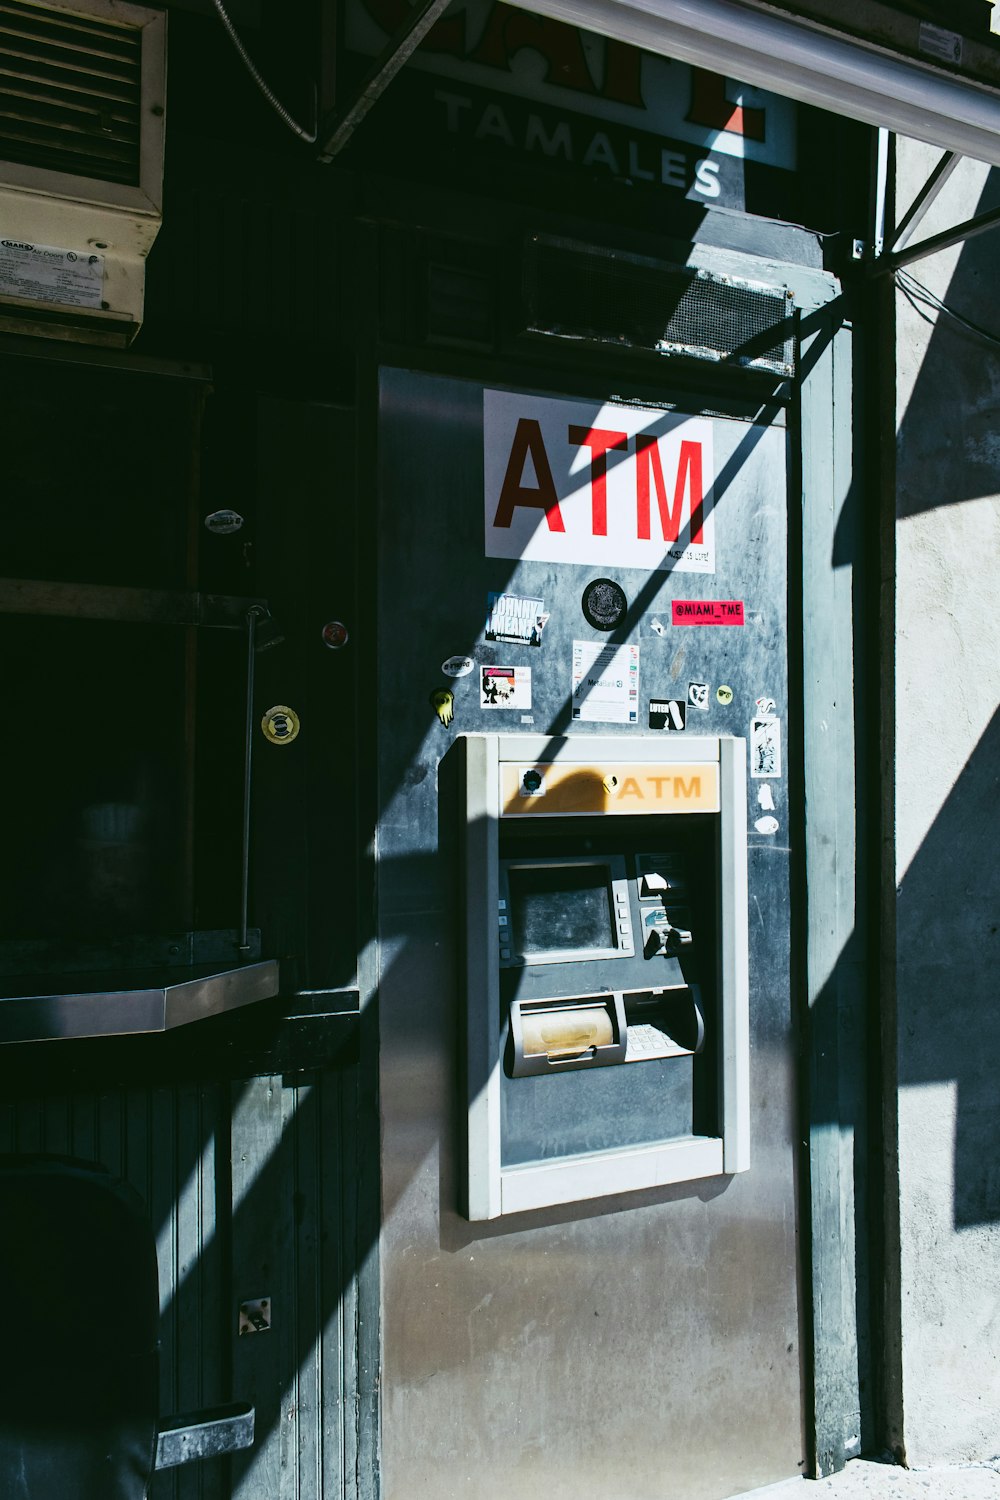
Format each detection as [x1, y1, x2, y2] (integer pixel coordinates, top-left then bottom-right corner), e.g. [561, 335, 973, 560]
[425, 260, 495, 351]
[0, 0, 142, 185]
[523, 237, 796, 377]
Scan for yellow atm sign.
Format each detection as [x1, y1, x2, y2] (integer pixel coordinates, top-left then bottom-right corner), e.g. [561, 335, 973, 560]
[501, 761, 720, 816]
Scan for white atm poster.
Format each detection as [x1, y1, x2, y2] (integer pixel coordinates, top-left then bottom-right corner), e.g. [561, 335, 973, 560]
[484, 389, 715, 574]
[571, 640, 640, 724]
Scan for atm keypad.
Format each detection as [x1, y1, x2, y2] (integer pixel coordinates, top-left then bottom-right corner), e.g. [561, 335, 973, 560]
[615, 891, 632, 949]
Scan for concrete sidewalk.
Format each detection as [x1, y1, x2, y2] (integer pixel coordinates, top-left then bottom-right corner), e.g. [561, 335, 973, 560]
[749, 1459, 1000, 1499]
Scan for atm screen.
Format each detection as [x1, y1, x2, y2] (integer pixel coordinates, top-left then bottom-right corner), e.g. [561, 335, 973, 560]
[508, 862, 616, 956]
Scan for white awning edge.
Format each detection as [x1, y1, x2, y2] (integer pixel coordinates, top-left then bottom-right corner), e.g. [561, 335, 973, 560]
[503, 0, 1000, 166]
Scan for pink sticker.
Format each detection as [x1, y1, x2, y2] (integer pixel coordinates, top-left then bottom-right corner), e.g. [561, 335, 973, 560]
[672, 600, 745, 626]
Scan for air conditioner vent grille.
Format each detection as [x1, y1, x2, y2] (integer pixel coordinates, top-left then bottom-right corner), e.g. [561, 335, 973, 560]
[0, 0, 142, 185]
[523, 236, 796, 377]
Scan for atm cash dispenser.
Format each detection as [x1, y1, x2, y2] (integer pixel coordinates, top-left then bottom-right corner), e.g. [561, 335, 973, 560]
[457, 733, 748, 1220]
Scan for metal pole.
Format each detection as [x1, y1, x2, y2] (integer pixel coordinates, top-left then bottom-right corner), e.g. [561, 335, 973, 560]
[872, 127, 890, 260]
[872, 199, 1000, 276]
[891, 150, 961, 252]
[316, 0, 454, 158]
[240, 606, 265, 952]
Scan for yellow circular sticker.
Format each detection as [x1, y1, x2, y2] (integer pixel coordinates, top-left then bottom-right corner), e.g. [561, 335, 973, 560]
[716, 684, 734, 705]
[261, 705, 300, 744]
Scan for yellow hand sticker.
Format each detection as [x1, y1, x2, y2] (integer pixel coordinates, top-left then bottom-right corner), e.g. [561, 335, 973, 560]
[430, 690, 454, 727]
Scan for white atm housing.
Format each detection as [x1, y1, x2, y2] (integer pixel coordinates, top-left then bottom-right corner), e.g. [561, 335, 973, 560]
[459, 733, 750, 1221]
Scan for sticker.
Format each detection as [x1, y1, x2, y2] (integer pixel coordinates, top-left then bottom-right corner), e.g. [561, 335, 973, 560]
[520, 714, 534, 724]
[750, 717, 782, 778]
[687, 681, 710, 712]
[755, 696, 776, 715]
[322, 620, 349, 650]
[650, 618, 667, 637]
[261, 705, 300, 745]
[757, 784, 775, 810]
[484, 390, 716, 575]
[204, 508, 245, 535]
[918, 21, 961, 64]
[754, 815, 780, 835]
[485, 593, 549, 647]
[602, 774, 619, 794]
[649, 699, 686, 731]
[672, 600, 744, 626]
[571, 640, 640, 724]
[441, 654, 474, 677]
[581, 578, 627, 632]
[238, 1297, 272, 1335]
[430, 689, 454, 726]
[520, 767, 546, 796]
[0, 239, 104, 309]
[481, 666, 531, 709]
[716, 684, 734, 705]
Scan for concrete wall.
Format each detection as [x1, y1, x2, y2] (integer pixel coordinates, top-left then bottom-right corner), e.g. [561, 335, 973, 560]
[894, 138, 1000, 1465]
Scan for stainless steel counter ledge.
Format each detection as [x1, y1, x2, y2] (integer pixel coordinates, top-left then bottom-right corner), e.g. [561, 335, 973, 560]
[0, 960, 281, 1043]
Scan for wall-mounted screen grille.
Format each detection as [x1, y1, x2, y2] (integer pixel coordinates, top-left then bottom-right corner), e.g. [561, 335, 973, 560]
[0, 0, 142, 184]
[522, 235, 796, 377]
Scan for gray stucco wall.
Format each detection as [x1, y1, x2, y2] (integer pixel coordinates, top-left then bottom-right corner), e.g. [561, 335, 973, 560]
[894, 138, 1000, 1465]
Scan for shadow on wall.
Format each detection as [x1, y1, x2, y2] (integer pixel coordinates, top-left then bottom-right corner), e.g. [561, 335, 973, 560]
[888, 162, 1000, 1229]
[895, 703, 1000, 1228]
[895, 163, 1000, 518]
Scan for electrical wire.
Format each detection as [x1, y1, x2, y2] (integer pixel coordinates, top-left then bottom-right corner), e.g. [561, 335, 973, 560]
[211, 0, 317, 144]
[896, 267, 1000, 353]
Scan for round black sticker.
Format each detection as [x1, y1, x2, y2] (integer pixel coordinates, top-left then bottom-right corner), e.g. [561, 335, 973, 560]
[581, 578, 627, 631]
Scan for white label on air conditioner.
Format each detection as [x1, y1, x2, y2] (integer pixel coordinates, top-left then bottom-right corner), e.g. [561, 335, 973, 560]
[0, 239, 104, 309]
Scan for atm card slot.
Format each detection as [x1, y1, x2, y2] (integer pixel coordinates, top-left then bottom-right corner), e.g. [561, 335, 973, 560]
[623, 986, 704, 1063]
[508, 993, 627, 1077]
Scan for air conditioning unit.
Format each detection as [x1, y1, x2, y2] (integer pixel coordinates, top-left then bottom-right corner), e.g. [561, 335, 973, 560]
[0, 0, 165, 346]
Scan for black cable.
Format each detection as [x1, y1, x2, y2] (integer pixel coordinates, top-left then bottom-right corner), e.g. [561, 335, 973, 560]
[896, 267, 1000, 352]
[211, 0, 317, 144]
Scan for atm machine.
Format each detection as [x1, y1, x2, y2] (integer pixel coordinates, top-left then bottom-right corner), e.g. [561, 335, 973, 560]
[457, 732, 748, 1219]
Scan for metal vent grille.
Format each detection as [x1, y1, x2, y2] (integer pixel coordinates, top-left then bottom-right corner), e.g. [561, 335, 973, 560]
[425, 260, 495, 351]
[523, 236, 796, 377]
[0, 0, 142, 185]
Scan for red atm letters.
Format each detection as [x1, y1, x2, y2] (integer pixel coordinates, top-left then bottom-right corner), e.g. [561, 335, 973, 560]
[484, 389, 716, 574]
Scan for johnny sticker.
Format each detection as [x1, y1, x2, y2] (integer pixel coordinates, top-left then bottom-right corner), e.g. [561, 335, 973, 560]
[750, 716, 782, 778]
[481, 665, 531, 709]
[485, 592, 549, 647]
[688, 681, 710, 712]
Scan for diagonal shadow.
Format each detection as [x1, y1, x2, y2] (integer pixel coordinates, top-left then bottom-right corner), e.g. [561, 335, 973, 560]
[0, 304, 845, 1495]
[894, 703, 1000, 1227]
[889, 165, 1000, 520]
